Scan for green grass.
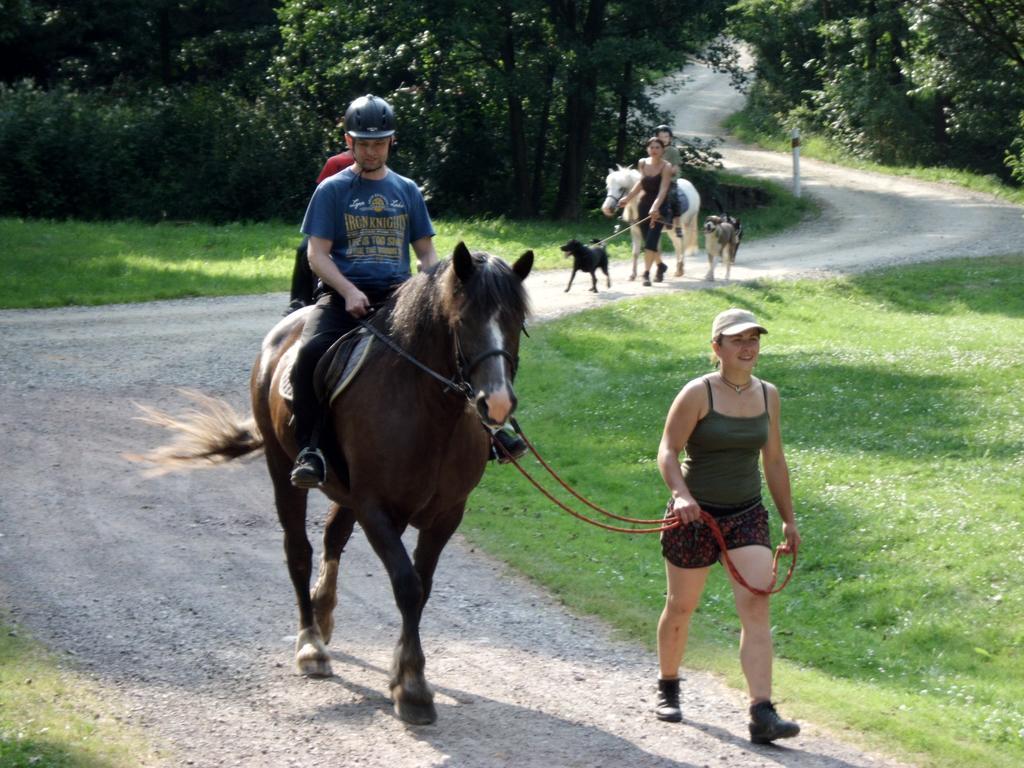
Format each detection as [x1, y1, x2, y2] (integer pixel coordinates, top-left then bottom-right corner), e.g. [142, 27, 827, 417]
[724, 110, 1024, 206]
[0, 174, 812, 309]
[465, 255, 1024, 768]
[0, 618, 163, 767]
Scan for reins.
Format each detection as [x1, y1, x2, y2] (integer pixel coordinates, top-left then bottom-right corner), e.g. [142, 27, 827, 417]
[355, 315, 472, 398]
[356, 312, 795, 596]
[591, 213, 653, 248]
[491, 424, 796, 596]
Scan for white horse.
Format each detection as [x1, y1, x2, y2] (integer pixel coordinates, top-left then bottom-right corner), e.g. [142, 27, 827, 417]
[601, 165, 701, 280]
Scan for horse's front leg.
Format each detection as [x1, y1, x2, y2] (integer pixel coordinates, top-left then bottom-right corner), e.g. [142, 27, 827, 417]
[360, 508, 435, 724]
[266, 442, 332, 677]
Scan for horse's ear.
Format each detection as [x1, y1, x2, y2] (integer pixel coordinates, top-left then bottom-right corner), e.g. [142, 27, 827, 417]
[513, 250, 533, 282]
[453, 241, 475, 282]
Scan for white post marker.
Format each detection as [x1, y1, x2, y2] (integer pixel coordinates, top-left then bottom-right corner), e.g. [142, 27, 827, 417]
[791, 127, 802, 198]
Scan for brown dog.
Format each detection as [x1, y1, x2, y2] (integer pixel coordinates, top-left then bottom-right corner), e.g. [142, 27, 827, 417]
[703, 215, 742, 281]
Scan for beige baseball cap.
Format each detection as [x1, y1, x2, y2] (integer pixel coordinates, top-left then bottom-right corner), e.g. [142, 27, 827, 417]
[712, 308, 768, 339]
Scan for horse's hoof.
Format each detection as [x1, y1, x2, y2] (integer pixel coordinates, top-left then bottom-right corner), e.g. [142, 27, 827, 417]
[629, 274, 636, 281]
[394, 698, 437, 725]
[295, 627, 332, 677]
[296, 649, 333, 678]
[675, 267, 684, 277]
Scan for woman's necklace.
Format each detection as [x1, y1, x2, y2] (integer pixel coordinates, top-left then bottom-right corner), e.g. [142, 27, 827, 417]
[719, 372, 752, 394]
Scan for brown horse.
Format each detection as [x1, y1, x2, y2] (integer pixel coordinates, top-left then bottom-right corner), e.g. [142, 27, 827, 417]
[140, 242, 533, 724]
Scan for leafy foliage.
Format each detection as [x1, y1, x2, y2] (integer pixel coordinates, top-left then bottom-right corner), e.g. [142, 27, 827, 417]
[0, 0, 731, 221]
[728, 0, 1024, 181]
[0, 82, 326, 221]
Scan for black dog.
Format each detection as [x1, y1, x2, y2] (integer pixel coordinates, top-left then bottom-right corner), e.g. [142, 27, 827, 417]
[560, 238, 611, 293]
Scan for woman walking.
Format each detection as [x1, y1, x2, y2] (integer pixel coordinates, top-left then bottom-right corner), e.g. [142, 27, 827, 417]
[654, 308, 801, 744]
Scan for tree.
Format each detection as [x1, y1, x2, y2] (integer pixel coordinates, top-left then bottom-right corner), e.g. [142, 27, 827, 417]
[729, 0, 1024, 180]
[0, 0, 280, 94]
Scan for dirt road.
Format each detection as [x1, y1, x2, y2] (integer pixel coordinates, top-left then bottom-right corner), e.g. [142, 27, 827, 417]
[2, 62, 1021, 767]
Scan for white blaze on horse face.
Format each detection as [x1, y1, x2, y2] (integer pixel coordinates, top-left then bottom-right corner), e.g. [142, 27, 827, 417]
[480, 314, 514, 425]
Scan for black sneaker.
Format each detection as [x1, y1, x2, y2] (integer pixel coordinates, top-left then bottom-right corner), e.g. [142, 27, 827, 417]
[655, 678, 682, 722]
[492, 430, 527, 463]
[655, 262, 668, 282]
[749, 700, 800, 744]
[290, 448, 326, 488]
[642, 271, 652, 287]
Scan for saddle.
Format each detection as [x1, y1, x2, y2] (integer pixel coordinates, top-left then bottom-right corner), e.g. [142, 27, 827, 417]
[278, 327, 375, 406]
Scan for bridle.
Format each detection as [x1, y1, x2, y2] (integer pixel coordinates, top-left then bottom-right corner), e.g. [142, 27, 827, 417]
[455, 333, 518, 383]
[355, 313, 520, 402]
[594, 181, 653, 248]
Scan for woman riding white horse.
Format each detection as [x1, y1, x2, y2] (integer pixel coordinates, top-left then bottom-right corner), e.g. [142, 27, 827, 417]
[601, 165, 700, 280]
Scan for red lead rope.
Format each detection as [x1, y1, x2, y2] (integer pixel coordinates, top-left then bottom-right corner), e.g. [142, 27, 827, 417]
[491, 427, 796, 596]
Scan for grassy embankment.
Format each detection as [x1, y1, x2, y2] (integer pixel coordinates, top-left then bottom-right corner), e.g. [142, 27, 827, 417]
[724, 110, 1024, 207]
[0, 172, 811, 310]
[0, 619, 163, 767]
[465, 256, 1024, 768]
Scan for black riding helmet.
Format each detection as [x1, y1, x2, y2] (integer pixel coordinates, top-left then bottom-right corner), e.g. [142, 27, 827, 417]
[344, 94, 396, 138]
[655, 124, 673, 137]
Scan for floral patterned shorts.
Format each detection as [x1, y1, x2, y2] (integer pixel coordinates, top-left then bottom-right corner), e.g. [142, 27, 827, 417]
[660, 497, 770, 569]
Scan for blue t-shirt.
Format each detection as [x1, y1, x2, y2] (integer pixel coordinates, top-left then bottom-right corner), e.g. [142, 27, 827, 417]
[300, 168, 435, 293]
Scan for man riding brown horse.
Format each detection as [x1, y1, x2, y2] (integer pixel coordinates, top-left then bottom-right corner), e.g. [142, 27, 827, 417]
[290, 94, 525, 487]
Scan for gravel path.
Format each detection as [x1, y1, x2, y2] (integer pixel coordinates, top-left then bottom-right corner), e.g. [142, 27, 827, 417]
[2, 61, 1021, 768]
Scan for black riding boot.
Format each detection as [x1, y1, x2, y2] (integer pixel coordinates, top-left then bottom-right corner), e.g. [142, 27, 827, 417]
[291, 445, 326, 488]
[655, 677, 682, 722]
[748, 700, 800, 743]
[642, 270, 652, 287]
[655, 262, 668, 282]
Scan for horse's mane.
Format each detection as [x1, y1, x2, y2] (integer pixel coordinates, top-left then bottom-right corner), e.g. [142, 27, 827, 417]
[387, 252, 530, 346]
[606, 164, 639, 187]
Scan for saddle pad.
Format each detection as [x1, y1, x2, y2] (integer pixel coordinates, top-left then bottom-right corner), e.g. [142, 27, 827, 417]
[277, 343, 299, 402]
[321, 332, 374, 406]
[277, 331, 374, 405]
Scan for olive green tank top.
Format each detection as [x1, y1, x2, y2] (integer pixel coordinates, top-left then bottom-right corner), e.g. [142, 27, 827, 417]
[680, 377, 769, 505]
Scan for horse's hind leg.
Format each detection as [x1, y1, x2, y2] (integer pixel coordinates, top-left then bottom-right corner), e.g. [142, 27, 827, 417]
[266, 444, 332, 677]
[630, 227, 641, 280]
[360, 508, 435, 724]
[684, 215, 700, 265]
[671, 218, 686, 276]
[311, 503, 355, 645]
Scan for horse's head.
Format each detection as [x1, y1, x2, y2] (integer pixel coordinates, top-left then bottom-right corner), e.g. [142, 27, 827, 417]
[446, 241, 532, 427]
[602, 165, 639, 219]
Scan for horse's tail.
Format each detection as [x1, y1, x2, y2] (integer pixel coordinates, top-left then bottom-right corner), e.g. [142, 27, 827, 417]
[128, 389, 264, 474]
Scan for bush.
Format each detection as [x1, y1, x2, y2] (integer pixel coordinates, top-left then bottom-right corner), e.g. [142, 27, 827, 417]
[0, 82, 331, 222]
[1006, 111, 1024, 186]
